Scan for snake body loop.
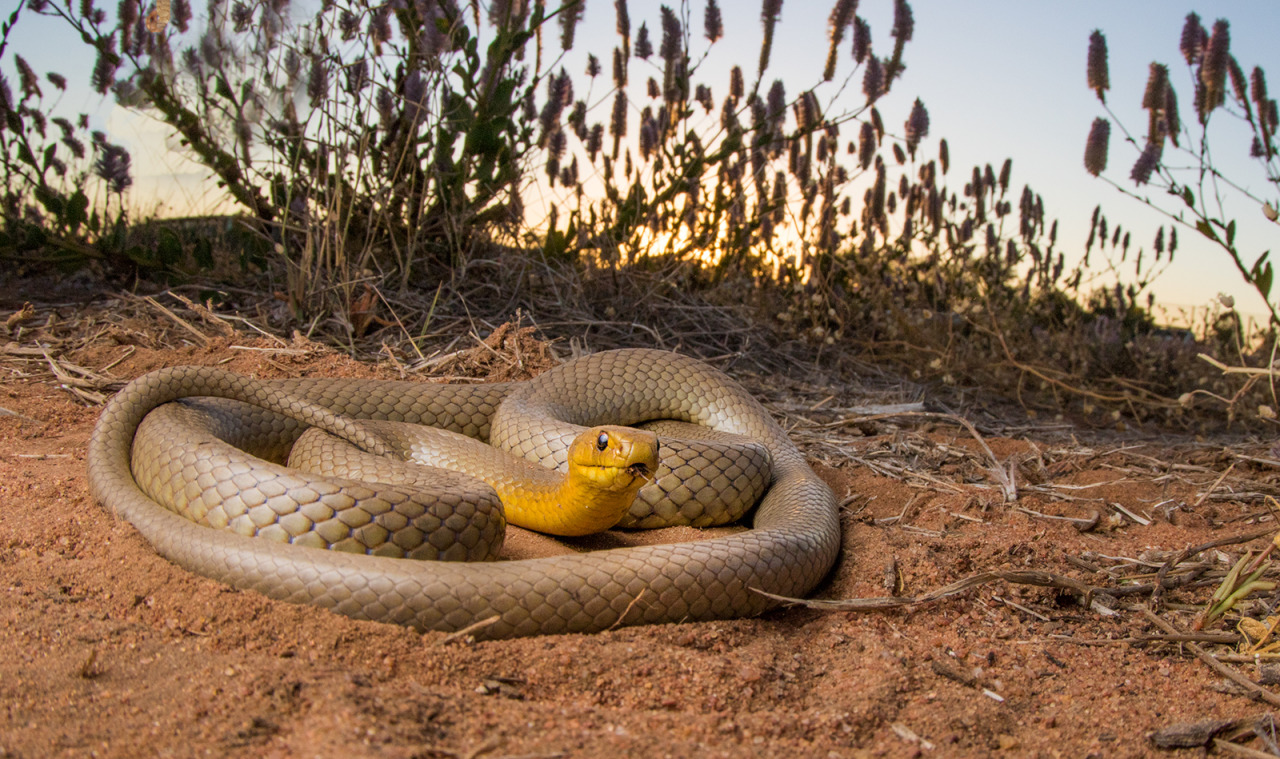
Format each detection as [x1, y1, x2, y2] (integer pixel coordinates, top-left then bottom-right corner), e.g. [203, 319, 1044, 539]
[87, 349, 841, 639]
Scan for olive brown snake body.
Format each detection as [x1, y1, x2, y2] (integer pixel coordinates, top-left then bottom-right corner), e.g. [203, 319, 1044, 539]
[86, 348, 840, 639]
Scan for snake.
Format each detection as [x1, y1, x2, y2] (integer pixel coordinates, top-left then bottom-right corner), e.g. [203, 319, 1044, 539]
[86, 348, 841, 639]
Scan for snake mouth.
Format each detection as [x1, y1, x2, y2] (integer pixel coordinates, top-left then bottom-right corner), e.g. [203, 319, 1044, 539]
[626, 462, 652, 480]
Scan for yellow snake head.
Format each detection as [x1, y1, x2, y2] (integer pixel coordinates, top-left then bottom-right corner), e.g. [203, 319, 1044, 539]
[553, 425, 659, 534]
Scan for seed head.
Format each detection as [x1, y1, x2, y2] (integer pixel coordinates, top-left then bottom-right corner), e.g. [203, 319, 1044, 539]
[729, 65, 744, 101]
[1199, 19, 1230, 118]
[586, 123, 603, 159]
[171, 0, 190, 31]
[615, 0, 630, 41]
[824, 0, 857, 82]
[1087, 30, 1108, 103]
[1164, 84, 1181, 147]
[858, 120, 875, 170]
[939, 138, 949, 174]
[759, 0, 783, 76]
[705, 0, 723, 43]
[90, 45, 119, 96]
[1141, 63, 1168, 110]
[1180, 12, 1206, 65]
[1228, 57, 1250, 111]
[1084, 117, 1110, 176]
[344, 57, 368, 94]
[560, 0, 584, 50]
[95, 141, 133, 194]
[610, 90, 627, 138]
[635, 22, 653, 59]
[660, 6, 681, 68]
[1130, 139, 1161, 185]
[862, 55, 883, 103]
[369, 6, 391, 48]
[612, 47, 626, 88]
[307, 53, 328, 108]
[892, 0, 912, 42]
[694, 84, 713, 112]
[852, 17, 870, 64]
[904, 97, 928, 156]
[1252, 67, 1269, 113]
[766, 79, 786, 135]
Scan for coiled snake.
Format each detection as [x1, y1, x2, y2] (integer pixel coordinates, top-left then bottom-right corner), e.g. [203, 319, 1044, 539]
[87, 348, 840, 639]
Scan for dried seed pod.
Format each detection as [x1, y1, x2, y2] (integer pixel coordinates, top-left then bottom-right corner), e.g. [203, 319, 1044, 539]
[1084, 117, 1110, 176]
[998, 158, 1011, 193]
[1087, 30, 1109, 103]
[939, 138, 949, 174]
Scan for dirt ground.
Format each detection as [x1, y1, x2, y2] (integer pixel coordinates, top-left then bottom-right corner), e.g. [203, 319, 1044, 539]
[3, 292, 1280, 758]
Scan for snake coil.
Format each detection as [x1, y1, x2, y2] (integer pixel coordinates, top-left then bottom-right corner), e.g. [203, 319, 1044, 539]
[87, 349, 840, 639]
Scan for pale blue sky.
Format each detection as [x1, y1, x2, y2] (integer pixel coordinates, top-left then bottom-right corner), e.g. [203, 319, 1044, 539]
[7, 1, 1278, 320]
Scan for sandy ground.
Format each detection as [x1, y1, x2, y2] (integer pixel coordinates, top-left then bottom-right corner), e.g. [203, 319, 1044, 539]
[2, 305, 1278, 758]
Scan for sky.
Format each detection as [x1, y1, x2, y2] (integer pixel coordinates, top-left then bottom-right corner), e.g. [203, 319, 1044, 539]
[6, 1, 1279, 323]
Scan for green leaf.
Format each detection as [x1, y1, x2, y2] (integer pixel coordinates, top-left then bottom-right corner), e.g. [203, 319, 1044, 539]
[16, 143, 37, 169]
[156, 229, 182, 268]
[1227, 219, 1237, 247]
[1196, 219, 1220, 243]
[66, 190, 89, 232]
[193, 238, 214, 269]
[1256, 263, 1273, 300]
[1253, 251, 1274, 300]
[33, 185, 63, 216]
[464, 121, 502, 157]
[1182, 186, 1195, 208]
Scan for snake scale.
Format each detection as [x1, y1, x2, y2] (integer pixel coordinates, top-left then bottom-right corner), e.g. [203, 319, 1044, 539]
[87, 348, 841, 639]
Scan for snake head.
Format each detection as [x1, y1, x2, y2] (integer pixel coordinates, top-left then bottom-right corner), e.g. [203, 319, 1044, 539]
[567, 425, 660, 494]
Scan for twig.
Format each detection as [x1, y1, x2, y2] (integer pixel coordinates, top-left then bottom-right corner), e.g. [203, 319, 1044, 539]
[1139, 606, 1280, 708]
[1151, 526, 1276, 607]
[439, 615, 500, 645]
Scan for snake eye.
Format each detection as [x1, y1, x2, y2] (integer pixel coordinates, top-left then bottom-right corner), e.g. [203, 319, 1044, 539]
[596, 431, 610, 451]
